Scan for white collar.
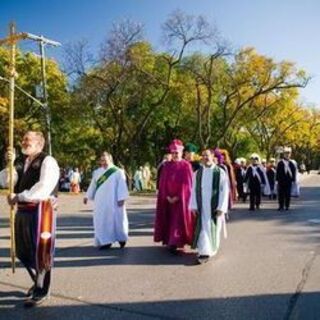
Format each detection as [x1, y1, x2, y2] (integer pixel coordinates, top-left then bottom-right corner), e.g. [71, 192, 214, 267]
[204, 163, 216, 169]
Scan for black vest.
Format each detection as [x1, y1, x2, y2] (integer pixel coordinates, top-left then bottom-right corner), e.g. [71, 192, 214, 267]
[15, 152, 47, 194]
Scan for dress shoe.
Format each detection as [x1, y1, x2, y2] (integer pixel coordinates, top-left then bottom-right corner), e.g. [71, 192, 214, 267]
[99, 243, 112, 250]
[26, 285, 36, 297]
[168, 245, 178, 254]
[197, 255, 210, 264]
[24, 291, 49, 308]
[119, 241, 126, 248]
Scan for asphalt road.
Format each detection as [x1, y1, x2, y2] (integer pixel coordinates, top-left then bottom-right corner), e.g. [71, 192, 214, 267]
[0, 173, 319, 319]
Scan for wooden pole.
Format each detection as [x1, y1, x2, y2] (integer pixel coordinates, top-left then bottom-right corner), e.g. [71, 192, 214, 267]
[0, 23, 60, 274]
[8, 22, 16, 273]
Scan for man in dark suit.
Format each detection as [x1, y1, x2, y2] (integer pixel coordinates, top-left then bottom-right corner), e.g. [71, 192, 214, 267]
[276, 147, 297, 211]
[244, 154, 266, 211]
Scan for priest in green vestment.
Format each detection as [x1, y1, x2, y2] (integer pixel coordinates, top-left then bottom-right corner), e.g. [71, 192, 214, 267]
[190, 149, 229, 264]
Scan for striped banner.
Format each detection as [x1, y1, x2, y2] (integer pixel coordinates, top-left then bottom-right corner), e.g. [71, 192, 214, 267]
[36, 200, 55, 271]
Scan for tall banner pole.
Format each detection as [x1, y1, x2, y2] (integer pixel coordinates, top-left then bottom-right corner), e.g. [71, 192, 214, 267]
[0, 23, 60, 274]
[8, 22, 16, 273]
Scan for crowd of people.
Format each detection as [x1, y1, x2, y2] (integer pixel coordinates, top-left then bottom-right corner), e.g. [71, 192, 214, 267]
[133, 164, 152, 191]
[3, 131, 303, 307]
[233, 148, 300, 211]
[58, 167, 82, 193]
[153, 140, 300, 264]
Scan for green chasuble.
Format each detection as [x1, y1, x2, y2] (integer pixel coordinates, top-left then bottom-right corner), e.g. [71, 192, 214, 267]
[192, 166, 220, 250]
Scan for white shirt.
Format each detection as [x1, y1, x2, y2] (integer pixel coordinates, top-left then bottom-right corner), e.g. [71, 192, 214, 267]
[18, 156, 60, 202]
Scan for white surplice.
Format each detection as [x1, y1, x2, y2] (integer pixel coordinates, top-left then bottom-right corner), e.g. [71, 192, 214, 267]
[190, 164, 229, 257]
[86, 165, 129, 246]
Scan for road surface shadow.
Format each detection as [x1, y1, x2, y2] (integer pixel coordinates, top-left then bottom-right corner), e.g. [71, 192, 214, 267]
[0, 292, 319, 320]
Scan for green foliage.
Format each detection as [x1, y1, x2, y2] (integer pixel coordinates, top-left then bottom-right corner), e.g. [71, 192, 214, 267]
[1, 16, 318, 174]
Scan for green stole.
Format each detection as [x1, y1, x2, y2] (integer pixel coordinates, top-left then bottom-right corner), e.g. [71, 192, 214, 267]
[96, 166, 119, 192]
[192, 165, 220, 250]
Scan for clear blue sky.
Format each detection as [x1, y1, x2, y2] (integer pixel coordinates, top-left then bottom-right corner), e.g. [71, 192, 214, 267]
[1, 0, 320, 105]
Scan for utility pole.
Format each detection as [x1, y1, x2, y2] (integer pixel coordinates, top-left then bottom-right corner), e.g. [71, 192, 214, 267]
[0, 75, 45, 107]
[24, 33, 61, 156]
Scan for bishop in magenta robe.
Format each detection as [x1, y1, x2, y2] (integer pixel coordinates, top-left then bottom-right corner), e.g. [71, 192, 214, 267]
[154, 139, 194, 252]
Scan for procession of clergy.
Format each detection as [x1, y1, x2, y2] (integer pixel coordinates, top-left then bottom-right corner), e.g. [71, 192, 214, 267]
[6, 131, 298, 307]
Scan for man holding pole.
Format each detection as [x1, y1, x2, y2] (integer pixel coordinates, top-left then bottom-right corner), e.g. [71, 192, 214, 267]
[7, 131, 59, 307]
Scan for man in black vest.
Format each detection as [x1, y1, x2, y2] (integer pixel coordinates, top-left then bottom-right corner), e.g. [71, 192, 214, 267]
[276, 147, 296, 211]
[7, 131, 59, 307]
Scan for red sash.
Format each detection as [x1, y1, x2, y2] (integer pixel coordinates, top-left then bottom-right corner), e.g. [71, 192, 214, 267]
[36, 200, 55, 271]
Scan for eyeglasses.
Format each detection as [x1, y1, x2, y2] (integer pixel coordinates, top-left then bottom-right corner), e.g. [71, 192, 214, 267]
[251, 157, 259, 160]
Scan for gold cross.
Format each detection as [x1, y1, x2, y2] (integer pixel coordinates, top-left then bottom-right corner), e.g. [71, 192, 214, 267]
[0, 22, 29, 274]
[0, 23, 28, 45]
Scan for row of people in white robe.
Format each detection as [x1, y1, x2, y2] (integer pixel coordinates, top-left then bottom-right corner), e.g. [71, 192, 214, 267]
[85, 161, 230, 261]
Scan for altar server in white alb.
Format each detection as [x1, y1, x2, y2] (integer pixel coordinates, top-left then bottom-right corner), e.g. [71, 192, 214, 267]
[190, 149, 229, 264]
[84, 151, 129, 249]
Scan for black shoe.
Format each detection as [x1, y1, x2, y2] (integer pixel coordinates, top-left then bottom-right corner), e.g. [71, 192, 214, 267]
[278, 207, 284, 211]
[24, 292, 49, 308]
[256, 205, 260, 210]
[168, 245, 178, 254]
[26, 285, 36, 297]
[197, 255, 210, 264]
[249, 207, 255, 211]
[285, 207, 289, 211]
[99, 243, 112, 250]
[119, 241, 126, 248]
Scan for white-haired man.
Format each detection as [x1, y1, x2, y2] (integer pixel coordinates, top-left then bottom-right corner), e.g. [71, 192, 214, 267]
[7, 131, 59, 307]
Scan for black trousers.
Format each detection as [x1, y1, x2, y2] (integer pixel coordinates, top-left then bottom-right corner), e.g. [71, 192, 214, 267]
[278, 182, 292, 209]
[237, 183, 245, 200]
[16, 210, 52, 295]
[249, 185, 261, 209]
